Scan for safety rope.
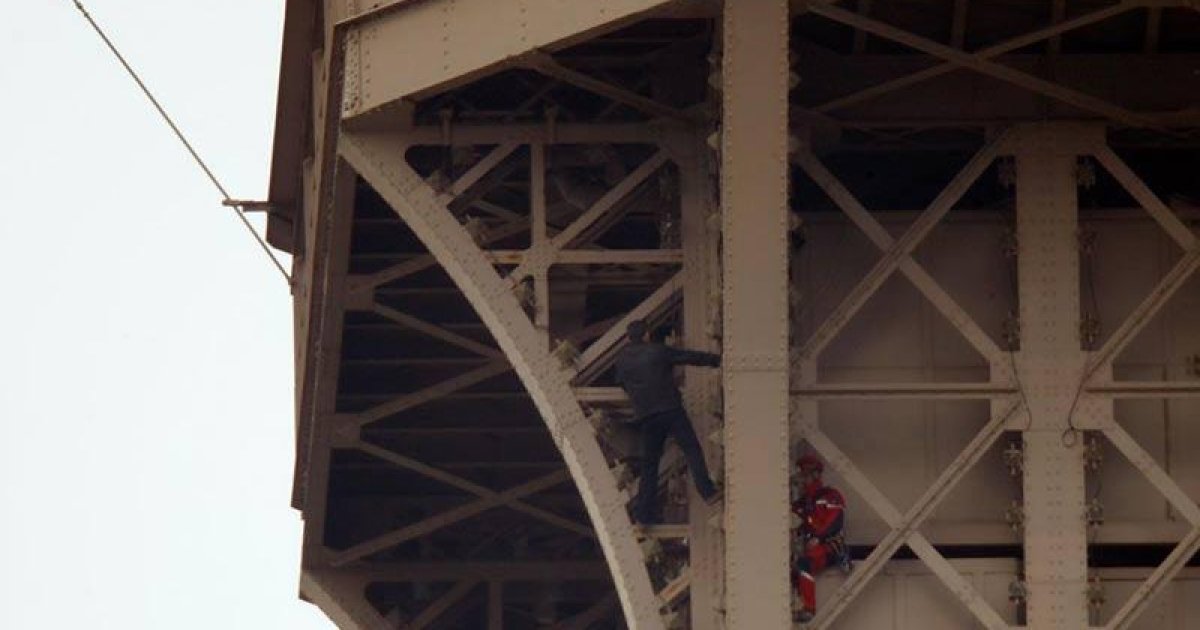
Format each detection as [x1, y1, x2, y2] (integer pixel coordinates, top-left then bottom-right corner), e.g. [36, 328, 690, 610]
[70, 0, 292, 285]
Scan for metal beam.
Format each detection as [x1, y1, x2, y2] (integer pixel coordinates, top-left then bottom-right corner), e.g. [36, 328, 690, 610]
[371, 303, 503, 359]
[813, 2, 1140, 114]
[551, 592, 618, 630]
[354, 442, 591, 537]
[334, 562, 610, 582]
[1092, 144, 1198, 250]
[507, 151, 669, 284]
[1087, 382, 1200, 398]
[1099, 401, 1200, 629]
[1106, 527, 1200, 630]
[674, 133, 725, 630]
[531, 142, 550, 347]
[950, 0, 969, 49]
[409, 580, 480, 630]
[300, 570, 392, 630]
[808, 2, 1165, 130]
[575, 272, 684, 383]
[330, 468, 575, 566]
[792, 383, 1016, 400]
[792, 146, 1005, 364]
[721, 2, 792, 627]
[657, 568, 691, 607]
[349, 361, 513, 428]
[351, 221, 531, 291]
[486, 250, 685, 265]
[1012, 125, 1090, 628]
[796, 402, 1015, 629]
[522, 52, 696, 123]
[450, 143, 522, 196]
[298, 163, 358, 561]
[340, 130, 665, 630]
[488, 581, 504, 630]
[795, 131, 1008, 362]
[398, 123, 672, 146]
[343, 0, 681, 113]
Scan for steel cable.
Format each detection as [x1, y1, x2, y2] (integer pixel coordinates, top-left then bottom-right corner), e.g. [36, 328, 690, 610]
[70, 0, 292, 284]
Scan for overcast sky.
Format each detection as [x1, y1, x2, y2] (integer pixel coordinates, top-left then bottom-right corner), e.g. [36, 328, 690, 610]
[1, 2, 334, 627]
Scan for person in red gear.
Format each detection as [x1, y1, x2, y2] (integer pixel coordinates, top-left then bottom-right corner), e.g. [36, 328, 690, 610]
[791, 453, 850, 624]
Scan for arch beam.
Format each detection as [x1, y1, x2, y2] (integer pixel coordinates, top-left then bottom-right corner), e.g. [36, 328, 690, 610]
[339, 130, 666, 630]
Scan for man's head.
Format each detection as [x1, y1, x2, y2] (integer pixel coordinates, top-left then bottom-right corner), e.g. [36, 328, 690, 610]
[797, 453, 824, 487]
[627, 319, 648, 343]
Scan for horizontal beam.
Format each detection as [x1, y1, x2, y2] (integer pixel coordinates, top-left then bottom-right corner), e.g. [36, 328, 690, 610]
[792, 383, 1016, 400]
[396, 123, 675, 146]
[335, 562, 611, 582]
[813, 1, 1141, 113]
[522, 52, 697, 123]
[486, 249, 684, 265]
[1087, 382, 1200, 398]
[808, 3, 1166, 130]
[330, 468, 579, 566]
[344, 0, 680, 112]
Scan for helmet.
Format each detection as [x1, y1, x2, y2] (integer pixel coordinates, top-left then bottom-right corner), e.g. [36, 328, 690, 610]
[797, 453, 823, 474]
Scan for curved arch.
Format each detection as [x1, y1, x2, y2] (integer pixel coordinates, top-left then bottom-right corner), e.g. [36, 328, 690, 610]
[339, 130, 666, 630]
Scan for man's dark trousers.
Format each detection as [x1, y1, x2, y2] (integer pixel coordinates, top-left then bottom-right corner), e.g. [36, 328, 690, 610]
[633, 407, 717, 524]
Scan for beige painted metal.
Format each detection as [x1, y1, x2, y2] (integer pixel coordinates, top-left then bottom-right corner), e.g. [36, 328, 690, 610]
[342, 0, 679, 115]
[300, 570, 392, 630]
[790, 208, 1198, 547]
[675, 134, 724, 630]
[279, 4, 1200, 628]
[789, 132, 1018, 629]
[298, 162, 358, 565]
[812, 1, 1143, 114]
[806, 3, 1168, 131]
[1011, 124, 1098, 628]
[339, 130, 667, 630]
[720, 1, 792, 627]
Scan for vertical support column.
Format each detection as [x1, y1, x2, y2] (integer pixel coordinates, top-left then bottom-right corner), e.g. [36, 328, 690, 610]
[301, 161, 358, 564]
[721, 1, 792, 627]
[531, 142, 550, 348]
[1013, 124, 1090, 628]
[678, 135, 724, 630]
[488, 581, 503, 630]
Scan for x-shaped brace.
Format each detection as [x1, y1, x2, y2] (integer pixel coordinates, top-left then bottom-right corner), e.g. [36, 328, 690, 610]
[791, 147, 1005, 367]
[329, 452, 585, 567]
[794, 399, 1020, 629]
[794, 129, 1012, 366]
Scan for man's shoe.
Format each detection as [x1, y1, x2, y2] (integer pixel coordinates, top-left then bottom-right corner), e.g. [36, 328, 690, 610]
[794, 609, 815, 624]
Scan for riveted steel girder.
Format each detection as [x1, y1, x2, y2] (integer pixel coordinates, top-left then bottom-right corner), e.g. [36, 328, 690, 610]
[339, 130, 666, 630]
[720, 1, 793, 627]
[341, 0, 681, 116]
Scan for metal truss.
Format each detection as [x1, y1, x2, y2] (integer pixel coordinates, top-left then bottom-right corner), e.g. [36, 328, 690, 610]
[337, 127, 702, 630]
[792, 130, 1012, 370]
[805, 2, 1191, 132]
[1076, 135, 1200, 630]
[788, 131, 1020, 629]
[790, 123, 1199, 628]
[719, 2, 793, 626]
[301, 570, 392, 630]
[812, 1, 1167, 116]
[340, 0, 682, 116]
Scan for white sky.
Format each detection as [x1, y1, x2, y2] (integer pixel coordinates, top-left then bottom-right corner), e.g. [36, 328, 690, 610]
[1, 2, 334, 627]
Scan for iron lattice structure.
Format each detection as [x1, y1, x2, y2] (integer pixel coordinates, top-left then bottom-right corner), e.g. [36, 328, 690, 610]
[266, 1, 1200, 628]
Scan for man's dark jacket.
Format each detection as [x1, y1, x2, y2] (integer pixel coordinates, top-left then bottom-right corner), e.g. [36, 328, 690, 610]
[613, 342, 720, 420]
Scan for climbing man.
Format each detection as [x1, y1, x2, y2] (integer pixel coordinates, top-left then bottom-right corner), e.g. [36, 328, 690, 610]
[792, 453, 851, 623]
[614, 319, 721, 524]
